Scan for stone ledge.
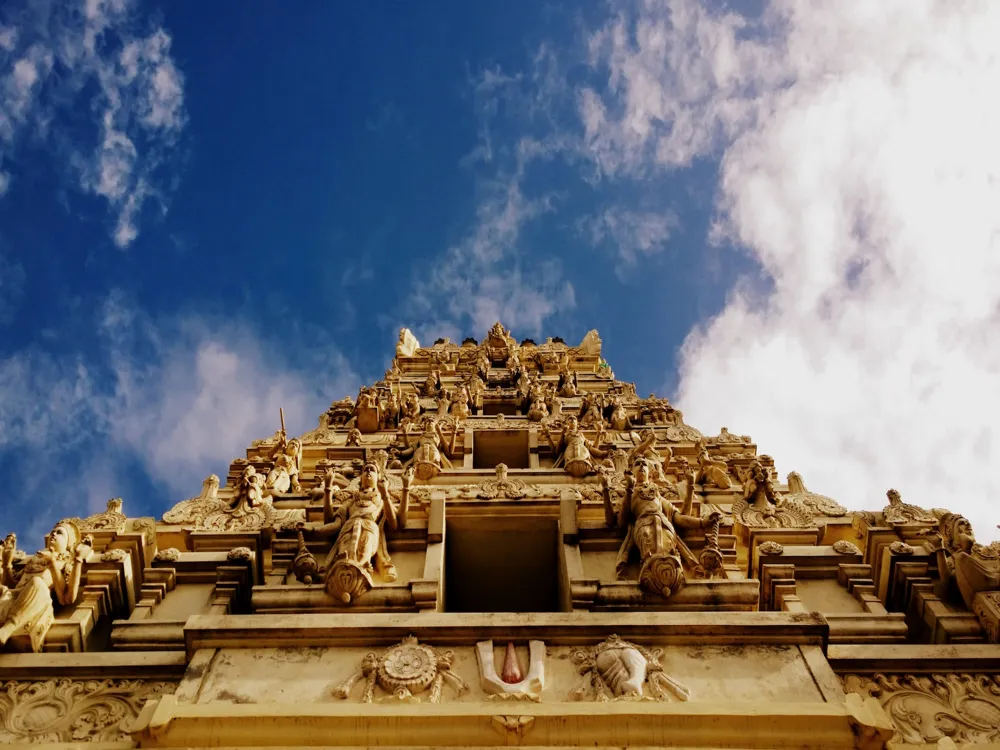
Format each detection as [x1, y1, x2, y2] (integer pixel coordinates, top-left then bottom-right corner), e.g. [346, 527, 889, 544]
[0, 651, 187, 680]
[183, 611, 827, 657]
[128, 693, 890, 749]
[828, 643, 1000, 673]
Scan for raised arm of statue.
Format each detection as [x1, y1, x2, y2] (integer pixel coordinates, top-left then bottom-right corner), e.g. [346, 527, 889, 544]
[599, 471, 617, 528]
[539, 423, 559, 452]
[680, 469, 696, 517]
[382, 467, 414, 532]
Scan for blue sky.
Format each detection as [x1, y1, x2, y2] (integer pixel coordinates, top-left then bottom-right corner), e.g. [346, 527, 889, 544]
[2, 0, 999, 545]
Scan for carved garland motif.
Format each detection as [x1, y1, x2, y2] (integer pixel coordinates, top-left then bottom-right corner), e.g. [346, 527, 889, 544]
[843, 673, 1000, 745]
[0, 679, 175, 744]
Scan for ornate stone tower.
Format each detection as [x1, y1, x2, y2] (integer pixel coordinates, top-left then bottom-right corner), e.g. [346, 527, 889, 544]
[2, 323, 999, 748]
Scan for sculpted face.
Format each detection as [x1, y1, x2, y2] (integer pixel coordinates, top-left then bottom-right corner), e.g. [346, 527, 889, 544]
[634, 461, 650, 485]
[360, 463, 379, 489]
[566, 416, 579, 432]
[47, 524, 70, 553]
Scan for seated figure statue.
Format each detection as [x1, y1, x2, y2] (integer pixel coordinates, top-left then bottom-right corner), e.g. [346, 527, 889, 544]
[0, 522, 94, 651]
[541, 415, 610, 478]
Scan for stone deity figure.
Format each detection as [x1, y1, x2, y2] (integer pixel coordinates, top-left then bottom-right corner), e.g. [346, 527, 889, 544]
[476, 351, 491, 381]
[395, 416, 457, 480]
[400, 392, 421, 425]
[610, 396, 630, 431]
[0, 523, 94, 651]
[265, 434, 302, 494]
[526, 382, 549, 422]
[627, 431, 670, 484]
[421, 369, 441, 398]
[307, 463, 413, 603]
[231, 465, 266, 510]
[738, 459, 780, 515]
[450, 384, 472, 419]
[579, 393, 605, 428]
[541, 415, 609, 478]
[558, 368, 579, 398]
[436, 389, 452, 417]
[467, 374, 485, 411]
[693, 441, 731, 489]
[601, 460, 720, 598]
[924, 512, 1000, 612]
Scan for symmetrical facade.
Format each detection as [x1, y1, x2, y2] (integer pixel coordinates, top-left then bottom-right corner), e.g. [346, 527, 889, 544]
[1, 322, 999, 748]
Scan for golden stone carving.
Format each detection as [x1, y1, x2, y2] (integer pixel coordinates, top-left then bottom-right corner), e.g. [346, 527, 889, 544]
[758, 540, 784, 556]
[713, 426, 750, 444]
[334, 636, 468, 703]
[543, 416, 612, 478]
[882, 488, 935, 525]
[162, 471, 304, 533]
[0, 522, 93, 652]
[72, 498, 128, 533]
[843, 673, 1000, 744]
[890, 540, 915, 555]
[458, 463, 530, 500]
[833, 540, 862, 556]
[783, 472, 847, 517]
[306, 463, 412, 603]
[602, 462, 721, 597]
[154, 547, 180, 562]
[570, 635, 690, 702]
[733, 459, 811, 528]
[692, 440, 731, 489]
[396, 328, 420, 357]
[0, 679, 175, 743]
[394, 415, 457, 480]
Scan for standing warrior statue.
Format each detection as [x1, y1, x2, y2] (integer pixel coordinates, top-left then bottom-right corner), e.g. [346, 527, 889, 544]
[601, 460, 721, 598]
[541, 415, 610, 477]
[0, 522, 94, 651]
[307, 464, 414, 604]
[394, 415, 458, 480]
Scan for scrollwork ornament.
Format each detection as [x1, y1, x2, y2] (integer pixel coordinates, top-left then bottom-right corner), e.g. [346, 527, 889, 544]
[0, 679, 175, 744]
[842, 673, 1000, 745]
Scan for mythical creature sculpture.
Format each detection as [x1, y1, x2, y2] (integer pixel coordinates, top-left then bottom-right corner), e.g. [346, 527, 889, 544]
[449, 384, 472, 419]
[579, 393, 605, 428]
[305, 463, 413, 603]
[394, 416, 457, 480]
[601, 460, 722, 597]
[421, 369, 441, 398]
[783, 472, 847, 517]
[882, 488, 935, 525]
[541, 416, 610, 477]
[923, 512, 1000, 612]
[526, 381, 550, 422]
[0, 523, 93, 651]
[558, 366, 579, 397]
[609, 395, 630, 431]
[692, 440, 731, 489]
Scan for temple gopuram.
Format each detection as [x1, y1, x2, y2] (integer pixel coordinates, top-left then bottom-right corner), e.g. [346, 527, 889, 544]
[2, 322, 999, 748]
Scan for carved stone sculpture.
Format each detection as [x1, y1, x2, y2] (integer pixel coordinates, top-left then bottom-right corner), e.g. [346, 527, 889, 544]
[542, 416, 610, 478]
[394, 416, 457, 480]
[265, 435, 302, 494]
[305, 463, 412, 603]
[400, 392, 421, 425]
[579, 393, 605, 428]
[161, 473, 304, 533]
[73, 498, 127, 533]
[843, 673, 1000, 745]
[833, 540, 862, 556]
[0, 522, 93, 651]
[882, 488, 935, 525]
[345, 428, 362, 446]
[569, 635, 689, 702]
[577, 329, 602, 357]
[421, 369, 441, 398]
[602, 461, 721, 598]
[476, 640, 545, 701]
[732, 459, 811, 528]
[693, 440, 731, 489]
[0, 679, 176, 744]
[626, 431, 670, 485]
[609, 396, 630, 431]
[396, 328, 420, 358]
[923, 512, 1000, 613]
[334, 636, 468, 703]
[465, 463, 528, 500]
[783, 472, 847, 517]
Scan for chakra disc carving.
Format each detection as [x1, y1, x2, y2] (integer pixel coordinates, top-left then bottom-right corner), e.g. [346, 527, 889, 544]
[379, 641, 438, 694]
[638, 554, 685, 598]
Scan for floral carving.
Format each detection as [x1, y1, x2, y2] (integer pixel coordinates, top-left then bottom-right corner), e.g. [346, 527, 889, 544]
[457, 464, 530, 500]
[100, 549, 128, 563]
[713, 427, 750, 444]
[758, 541, 784, 556]
[783, 472, 847, 517]
[842, 673, 1000, 745]
[334, 636, 468, 703]
[0, 679, 175, 744]
[227, 547, 253, 562]
[153, 548, 181, 562]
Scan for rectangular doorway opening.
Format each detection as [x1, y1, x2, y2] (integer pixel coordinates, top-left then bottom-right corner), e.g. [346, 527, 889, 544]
[445, 518, 560, 612]
[482, 400, 518, 416]
[473, 429, 530, 469]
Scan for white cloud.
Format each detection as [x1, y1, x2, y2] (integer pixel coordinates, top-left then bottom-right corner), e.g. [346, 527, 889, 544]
[0, 0, 185, 247]
[0, 292, 359, 544]
[580, 205, 677, 274]
[582, 0, 1000, 542]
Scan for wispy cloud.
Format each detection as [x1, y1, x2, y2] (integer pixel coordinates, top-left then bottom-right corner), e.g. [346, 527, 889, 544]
[579, 205, 677, 277]
[578, 0, 1000, 541]
[0, 292, 359, 544]
[0, 0, 186, 247]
